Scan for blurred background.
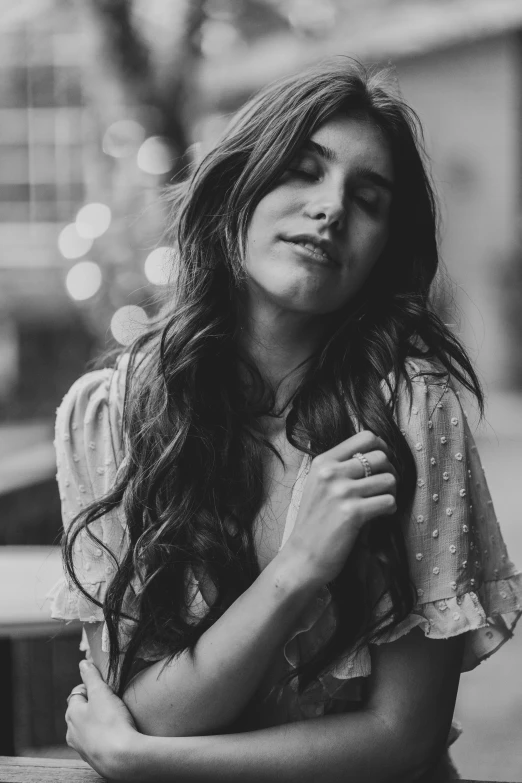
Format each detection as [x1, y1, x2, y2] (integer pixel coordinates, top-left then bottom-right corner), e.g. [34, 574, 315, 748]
[0, 0, 521, 779]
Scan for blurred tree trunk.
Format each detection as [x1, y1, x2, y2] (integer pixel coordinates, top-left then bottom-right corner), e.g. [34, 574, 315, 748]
[81, 0, 205, 179]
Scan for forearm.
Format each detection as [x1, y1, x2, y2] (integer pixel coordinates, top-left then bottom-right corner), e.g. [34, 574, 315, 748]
[123, 550, 319, 737]
[116, 711, 429, 783]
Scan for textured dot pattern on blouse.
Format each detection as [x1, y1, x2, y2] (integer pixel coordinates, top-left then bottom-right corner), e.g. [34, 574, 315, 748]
[48, 355, 522, 688]
[48, 359, 130, 625]
[395, 371, 511, 603]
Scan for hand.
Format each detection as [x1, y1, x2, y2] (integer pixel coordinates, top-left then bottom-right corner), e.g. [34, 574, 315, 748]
[282, 430, 397, 586]
[66, 660, 138, 781]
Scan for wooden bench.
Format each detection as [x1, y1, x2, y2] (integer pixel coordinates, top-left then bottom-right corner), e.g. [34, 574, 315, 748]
[0, 757, 514, 783]
[0, 547, 81, 755]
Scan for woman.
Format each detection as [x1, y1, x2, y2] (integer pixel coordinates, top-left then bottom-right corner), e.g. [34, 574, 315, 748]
[51, 59, 522, 781]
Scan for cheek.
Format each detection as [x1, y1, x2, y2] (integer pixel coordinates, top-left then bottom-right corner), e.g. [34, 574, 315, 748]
[244, 193, 294, 259]
[350, 219, 389, 269]
[337, 222, 389, 298]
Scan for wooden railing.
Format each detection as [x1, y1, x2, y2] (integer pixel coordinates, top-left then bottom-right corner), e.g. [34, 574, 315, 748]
[0, 757, 102, 782]
[0, 757, 515, 783]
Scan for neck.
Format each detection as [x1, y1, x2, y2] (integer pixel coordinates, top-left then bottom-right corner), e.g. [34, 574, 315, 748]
[236, 294, 328, 415]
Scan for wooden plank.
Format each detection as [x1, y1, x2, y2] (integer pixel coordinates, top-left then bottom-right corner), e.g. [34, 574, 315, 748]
[0, 441, 55, 495]
[0, 548, 82, 753]
[0, 758, 515, 783]
[0, 756, 104, 782]
[0, 547, 81, 638]
[0, 479, 62, 547]
[11, 635, 83, 752]
[0, 642, 14, 755]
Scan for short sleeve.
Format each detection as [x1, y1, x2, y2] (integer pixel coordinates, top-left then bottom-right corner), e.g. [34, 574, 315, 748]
[373, 360, 522, 671]
[47, 357, 129, 630]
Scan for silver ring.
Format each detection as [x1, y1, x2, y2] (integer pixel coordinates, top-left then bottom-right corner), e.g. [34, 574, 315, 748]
[353, 452, 372, 478]
[67, 687, 87, 703]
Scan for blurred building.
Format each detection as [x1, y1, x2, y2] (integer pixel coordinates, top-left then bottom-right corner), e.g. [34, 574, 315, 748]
[0, 0, 96, 420]
[1, 0, 522, 422]
[0, 0, 169, 421]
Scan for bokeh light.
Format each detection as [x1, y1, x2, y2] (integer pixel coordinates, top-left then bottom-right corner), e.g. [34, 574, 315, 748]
[144, 246, 173, 286]
[137, 136, 173, 175]
[76, 203, 112, 239]
[200, 19, 240, 58]
[58, 224, 93, 259]
[110, 305, 149, 346]
[103, 119, 146, 158]
[286, 0, 337, 33]
[65, 261, 102, 301]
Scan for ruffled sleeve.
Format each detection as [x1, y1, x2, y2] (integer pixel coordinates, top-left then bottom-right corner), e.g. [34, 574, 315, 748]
[372, 359, 522, 671]
[47, 357, 129, 632]
[279, 360, 522, 711]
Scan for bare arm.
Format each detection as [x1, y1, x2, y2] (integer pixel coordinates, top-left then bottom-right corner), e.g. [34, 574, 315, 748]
[84, 627, 465, 783]
[86, 431, 398, 737]
[86, 550, 318, 736]
[86, 432, 395, 736]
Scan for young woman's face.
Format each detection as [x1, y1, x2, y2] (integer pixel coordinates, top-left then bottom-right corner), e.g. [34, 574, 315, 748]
[243, 114, 394, 315]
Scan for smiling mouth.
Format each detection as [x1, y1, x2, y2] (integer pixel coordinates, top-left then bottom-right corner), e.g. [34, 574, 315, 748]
[283, 239, 337, 266]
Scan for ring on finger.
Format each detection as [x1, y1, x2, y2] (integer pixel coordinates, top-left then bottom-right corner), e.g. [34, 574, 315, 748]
[67, 687, 87, 703]
[353, 452, 372, 478]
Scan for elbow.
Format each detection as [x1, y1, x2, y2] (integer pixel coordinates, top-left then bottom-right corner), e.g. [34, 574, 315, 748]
[368, 714, 453, 783]
[121, 693, 177, 737]
[122, 690, 225, 738]
[388, 733, 453, 783]
[121, 686, 175, 738]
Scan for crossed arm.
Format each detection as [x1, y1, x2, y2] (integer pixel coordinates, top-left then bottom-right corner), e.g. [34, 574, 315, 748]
[85, 548, 465, 782]
[80, 432, 466, 781]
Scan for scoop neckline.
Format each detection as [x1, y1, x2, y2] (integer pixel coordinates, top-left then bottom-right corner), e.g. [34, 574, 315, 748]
[279, 451, 310, 552]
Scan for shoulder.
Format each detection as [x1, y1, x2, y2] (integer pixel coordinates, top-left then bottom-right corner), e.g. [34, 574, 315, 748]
[57, 353, 130, 433]
[54, 354, 138, 513]
[393, 357, 462, 430]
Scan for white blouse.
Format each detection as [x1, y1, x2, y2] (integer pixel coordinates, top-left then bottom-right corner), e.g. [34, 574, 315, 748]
[48, 355, 522, 725]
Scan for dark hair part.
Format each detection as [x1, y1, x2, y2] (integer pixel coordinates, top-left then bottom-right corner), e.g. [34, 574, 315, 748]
[64, 58, 483, 695]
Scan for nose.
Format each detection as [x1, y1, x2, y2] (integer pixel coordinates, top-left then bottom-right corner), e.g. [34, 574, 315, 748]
[304, 183, 346, 231]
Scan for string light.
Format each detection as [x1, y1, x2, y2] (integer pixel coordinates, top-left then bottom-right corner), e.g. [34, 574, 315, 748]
[76, 203, 112, 239]
[110, 305, 148, 345]
[65, 261, 102, 301]
[137, 136, 173, 175]
[103, 119, 145, 158]
[58, 224, 93, 259]
[144, 247, 173, 285]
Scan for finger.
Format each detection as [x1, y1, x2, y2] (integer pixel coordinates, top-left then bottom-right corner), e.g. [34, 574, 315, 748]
[66, 684, 87, 705]
[349, 451, 397, 481]
[79, 659, 106, 695]
[349, 473, 397, 498]
[65, 698, 88, 731]
[348, 494, 397, 522]
[320, 451, 397, 481]
[66, 728, 76, 751]
[328, 431, 390, 462]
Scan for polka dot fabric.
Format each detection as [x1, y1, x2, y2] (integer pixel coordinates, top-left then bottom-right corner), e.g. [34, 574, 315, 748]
[47, 357, 131, 651]
[369, 361, 522, 673]
[281, 359, 522, 696]
[48, 357, 522, 698]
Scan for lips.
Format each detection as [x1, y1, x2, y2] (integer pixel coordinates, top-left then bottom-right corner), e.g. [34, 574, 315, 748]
[282, 234, 339, 266]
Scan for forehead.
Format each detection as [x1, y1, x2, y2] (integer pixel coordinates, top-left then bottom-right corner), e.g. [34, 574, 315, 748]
[308, 115, 393, 179]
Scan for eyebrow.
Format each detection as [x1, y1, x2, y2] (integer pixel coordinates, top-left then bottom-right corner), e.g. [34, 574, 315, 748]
[301, 139, 394, 193]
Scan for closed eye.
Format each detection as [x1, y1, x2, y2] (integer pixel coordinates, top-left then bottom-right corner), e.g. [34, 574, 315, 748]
[354, 190, 382, 215]
[287, 166, 318, 181]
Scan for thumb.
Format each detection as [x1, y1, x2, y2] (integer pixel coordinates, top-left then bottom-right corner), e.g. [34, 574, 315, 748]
[79, 659, 105, 691]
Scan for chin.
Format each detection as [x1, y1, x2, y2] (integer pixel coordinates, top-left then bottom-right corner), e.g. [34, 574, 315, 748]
[268, 288, 348, 315]
[246, 266, 353, 314]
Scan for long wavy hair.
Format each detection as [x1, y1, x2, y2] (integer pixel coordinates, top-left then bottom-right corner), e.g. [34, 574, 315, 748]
[64, 58, 483, 696]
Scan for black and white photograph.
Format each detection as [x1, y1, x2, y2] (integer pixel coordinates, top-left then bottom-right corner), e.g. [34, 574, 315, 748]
[0, 1, 521, 782]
